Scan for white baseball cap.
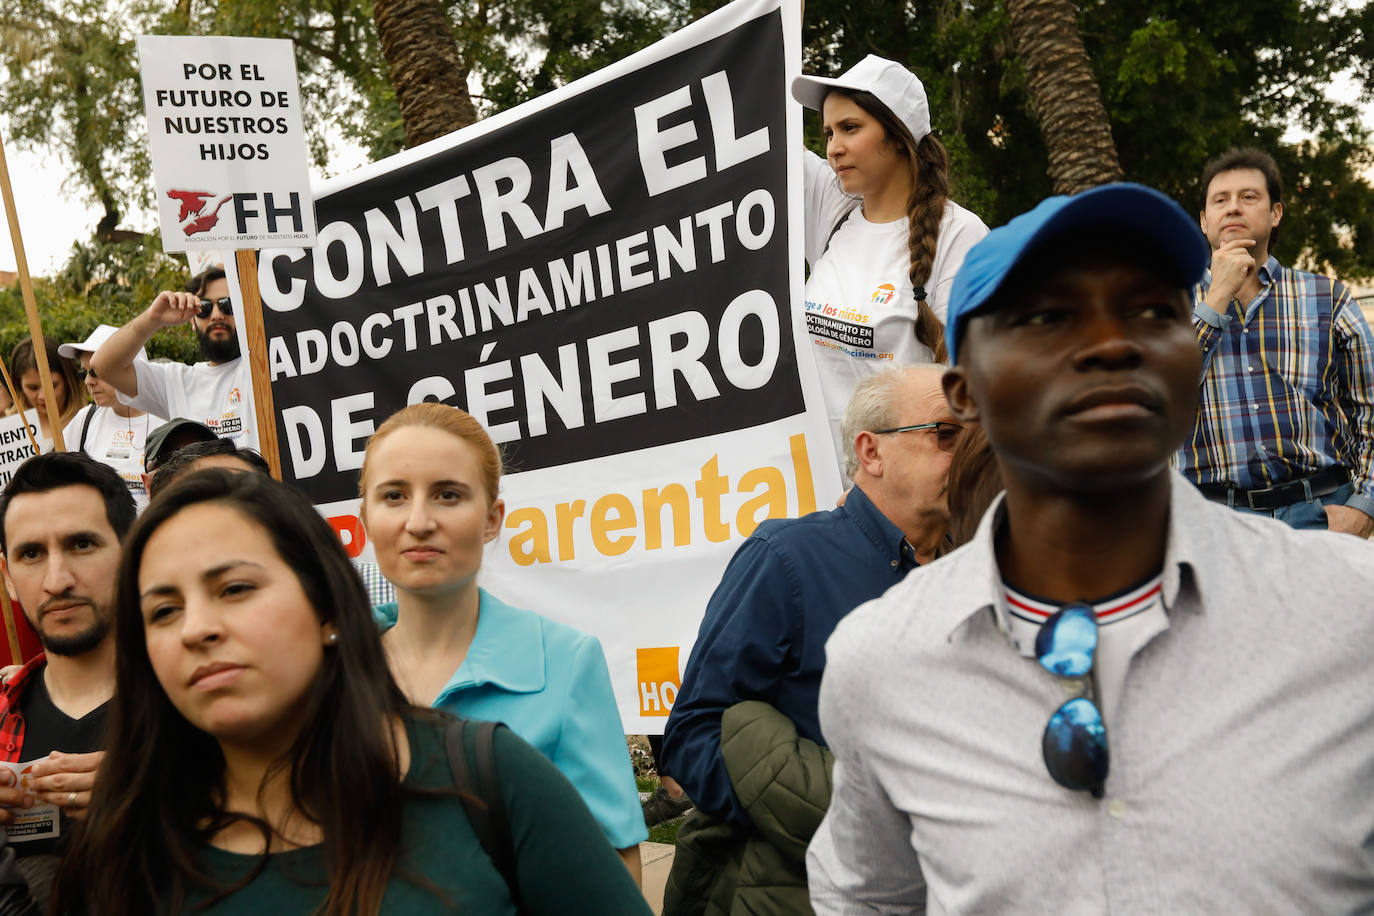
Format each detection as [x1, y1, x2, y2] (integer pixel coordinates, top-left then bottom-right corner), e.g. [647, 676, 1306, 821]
[791, 54, 931, 145]
[58, 324, 147, 362]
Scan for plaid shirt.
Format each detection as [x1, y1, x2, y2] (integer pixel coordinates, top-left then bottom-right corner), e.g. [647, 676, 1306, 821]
[0, 655, 47, 763]
[353, 560, 396, 607]
[1176, 256, 1374, 518]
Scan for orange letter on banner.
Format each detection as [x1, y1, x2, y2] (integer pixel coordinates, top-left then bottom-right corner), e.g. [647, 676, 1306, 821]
[735, 465, 786, 537]
[327, 515, 365, 558]
[506, 508, 552, 566]
[636, 647, 681, 717]
[789, 433, 817, 516]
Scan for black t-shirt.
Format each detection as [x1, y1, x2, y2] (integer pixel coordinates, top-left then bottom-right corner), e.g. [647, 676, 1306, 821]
[14, 670, 109, 859]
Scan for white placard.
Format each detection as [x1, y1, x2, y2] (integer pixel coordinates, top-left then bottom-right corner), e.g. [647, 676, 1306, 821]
[137, 36, 317, 252]
[0, 760, 60, 842]
[0, 414, 41, 489]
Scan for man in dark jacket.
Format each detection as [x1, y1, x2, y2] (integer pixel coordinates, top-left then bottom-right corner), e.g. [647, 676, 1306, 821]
[660, 365, 957, 915]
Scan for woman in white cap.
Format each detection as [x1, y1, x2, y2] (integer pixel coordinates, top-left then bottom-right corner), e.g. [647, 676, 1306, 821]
[60, 325, 166, 509]
[791, 55, 987, 472]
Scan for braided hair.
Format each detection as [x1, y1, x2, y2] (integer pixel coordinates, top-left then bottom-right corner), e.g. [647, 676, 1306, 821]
[843, 90, 952, 363]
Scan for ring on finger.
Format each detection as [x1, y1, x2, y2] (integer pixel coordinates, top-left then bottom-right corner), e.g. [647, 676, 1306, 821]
[67, 791, 78, 807]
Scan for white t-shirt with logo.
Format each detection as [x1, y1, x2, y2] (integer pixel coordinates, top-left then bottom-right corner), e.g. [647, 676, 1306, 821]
[801, 152, 988, 471]
[63, 404, 168, 510]
[117, 358, 258, 450]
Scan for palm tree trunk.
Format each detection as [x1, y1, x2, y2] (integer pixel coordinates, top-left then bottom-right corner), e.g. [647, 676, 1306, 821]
[372, 0, 477, 148]
[1007, 0, 1122, 194]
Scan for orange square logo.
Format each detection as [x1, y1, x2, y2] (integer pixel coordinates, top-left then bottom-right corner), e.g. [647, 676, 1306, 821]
[636, 647, 681, 717]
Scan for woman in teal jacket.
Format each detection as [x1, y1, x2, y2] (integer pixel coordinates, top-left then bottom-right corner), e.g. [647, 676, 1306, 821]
[361, 403, 648, 882]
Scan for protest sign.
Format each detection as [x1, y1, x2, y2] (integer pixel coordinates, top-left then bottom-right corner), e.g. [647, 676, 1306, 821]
[138, 36, 316, 252]
[253, 0, 834, 731]
[0, 760, 60, 842]
[0, 414, 41, 489]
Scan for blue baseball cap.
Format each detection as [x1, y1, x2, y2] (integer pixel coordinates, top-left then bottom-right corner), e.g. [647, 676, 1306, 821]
[945, 183, 1209, 362]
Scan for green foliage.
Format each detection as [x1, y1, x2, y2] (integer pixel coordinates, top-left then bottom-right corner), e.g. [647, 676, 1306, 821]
[791, 0, 1374, 279]
[200, 0, 406, 165]
[0, 0, 157, 231]
[452, 0, 689, 118]
[0, 235, 199, 364]
[648, 815, 685, 846]
[3, 0, 1371, 292]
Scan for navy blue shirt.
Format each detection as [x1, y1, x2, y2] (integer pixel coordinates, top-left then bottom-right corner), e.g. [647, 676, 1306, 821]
[661, 485, 918, 827]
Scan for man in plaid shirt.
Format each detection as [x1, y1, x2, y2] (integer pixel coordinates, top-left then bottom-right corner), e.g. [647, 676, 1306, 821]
[1179, 147, 1374, 536]
[0, 452, 134, 902]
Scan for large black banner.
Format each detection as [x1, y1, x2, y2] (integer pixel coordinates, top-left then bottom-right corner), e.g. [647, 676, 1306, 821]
[259, 8, 801, 506]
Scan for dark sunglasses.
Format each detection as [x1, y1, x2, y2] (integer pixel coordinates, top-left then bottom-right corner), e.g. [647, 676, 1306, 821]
[871, 421, 963, 453]
[1035, 602, 1109, 798]
[76, 367, 99, 381]
[198, 296, 234, 319]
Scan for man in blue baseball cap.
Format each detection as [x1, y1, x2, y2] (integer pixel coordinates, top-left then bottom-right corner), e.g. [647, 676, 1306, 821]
[806, 183, 1374, 914]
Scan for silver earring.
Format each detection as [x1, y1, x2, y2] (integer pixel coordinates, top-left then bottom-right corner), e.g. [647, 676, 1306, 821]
[326, 631, 339, 645]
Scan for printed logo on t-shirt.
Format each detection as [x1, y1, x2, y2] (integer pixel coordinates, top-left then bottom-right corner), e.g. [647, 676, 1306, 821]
[871, 283, 897, 306]
[806, 312, 875, 350]
[104, 428, 137, 461]
[211, 416, 243, 437]
[227, 386, 242, 405]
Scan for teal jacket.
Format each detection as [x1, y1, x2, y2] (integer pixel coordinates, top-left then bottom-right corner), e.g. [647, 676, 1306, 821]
[374, 589, 647, 849]
[663, 701, 834, 916]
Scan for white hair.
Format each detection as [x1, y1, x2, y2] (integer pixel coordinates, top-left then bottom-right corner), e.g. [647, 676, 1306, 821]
[840, 364, 944, 478]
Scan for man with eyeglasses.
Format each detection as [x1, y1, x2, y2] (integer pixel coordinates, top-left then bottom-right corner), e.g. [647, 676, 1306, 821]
[91, 267, 257, 450]
[807, 185, 1374, 914]
[659, 365, 958, 915]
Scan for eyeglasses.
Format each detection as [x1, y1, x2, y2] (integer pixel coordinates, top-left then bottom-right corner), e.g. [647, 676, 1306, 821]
[1035, 602, 1109, 798]
[76, 367, 99, 381]
[871, 421, 962, 452]
[198, 297, 234, 319]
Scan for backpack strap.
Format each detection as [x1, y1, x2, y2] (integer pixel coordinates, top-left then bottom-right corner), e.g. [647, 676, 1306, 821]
[474, 720, 521, 906]
[78, 406, 97, 452]
[445, 718, 522, 910]
[822, 215, 847, 255]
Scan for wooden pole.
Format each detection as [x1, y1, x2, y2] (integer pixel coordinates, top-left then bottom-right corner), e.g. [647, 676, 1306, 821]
[234, 249, 282, 480]
[0, 560, 21, 665]
[0, 134, 58, 455]
[0, 359, 36, 457]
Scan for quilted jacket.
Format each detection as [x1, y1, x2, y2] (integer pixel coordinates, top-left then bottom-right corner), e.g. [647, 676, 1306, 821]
[662, 700, 834, 916]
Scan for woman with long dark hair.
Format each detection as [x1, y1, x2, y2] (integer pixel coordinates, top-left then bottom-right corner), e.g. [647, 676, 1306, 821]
[8, 336, 85, 453]
[791, 55, 988, 474]
[59, 469, 650, 915]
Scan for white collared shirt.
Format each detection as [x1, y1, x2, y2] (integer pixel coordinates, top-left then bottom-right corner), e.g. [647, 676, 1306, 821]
[1003, 575, 1165, 729]
[808, 475, 1374, 915]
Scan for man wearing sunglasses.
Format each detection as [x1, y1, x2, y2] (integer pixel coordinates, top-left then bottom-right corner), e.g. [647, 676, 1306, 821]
[91, 267, 257, 450]
[807, 184, 1374, 914]
[660, 365, 958, 915]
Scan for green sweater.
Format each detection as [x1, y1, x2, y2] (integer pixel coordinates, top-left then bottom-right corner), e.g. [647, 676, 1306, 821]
[190, 716, 650, 915]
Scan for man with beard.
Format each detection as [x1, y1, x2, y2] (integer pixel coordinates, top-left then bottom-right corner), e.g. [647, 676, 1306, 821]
[93, 267, 258, 449]
[0, 452, 135, 904]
